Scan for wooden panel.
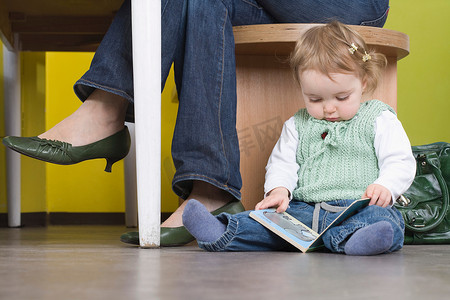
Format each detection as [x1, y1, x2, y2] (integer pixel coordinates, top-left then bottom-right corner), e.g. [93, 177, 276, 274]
[236, 55, 302, 209]
[371, 56, 398, 110]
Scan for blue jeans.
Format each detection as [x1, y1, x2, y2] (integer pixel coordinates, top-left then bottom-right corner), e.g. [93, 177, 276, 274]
[198, 199, 405, 253]
[73, 0, 389, 200]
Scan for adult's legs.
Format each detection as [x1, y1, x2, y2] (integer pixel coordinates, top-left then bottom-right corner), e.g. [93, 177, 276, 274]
[256, 0, 390, 27]
[170, 0, 275, 201]
[156, 0, 277, 226]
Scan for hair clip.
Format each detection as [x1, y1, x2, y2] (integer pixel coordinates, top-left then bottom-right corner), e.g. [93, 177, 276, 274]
[362, 51, 372, 62]
[348, 43, 358, 54]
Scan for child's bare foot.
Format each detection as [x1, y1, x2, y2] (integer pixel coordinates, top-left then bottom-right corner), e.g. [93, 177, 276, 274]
[161, 181, 235, 228]
[38, 89, 128, 146]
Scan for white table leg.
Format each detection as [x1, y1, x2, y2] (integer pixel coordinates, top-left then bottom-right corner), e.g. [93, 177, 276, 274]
[131, 0, 161, 247]
[3, 45, 21, 228]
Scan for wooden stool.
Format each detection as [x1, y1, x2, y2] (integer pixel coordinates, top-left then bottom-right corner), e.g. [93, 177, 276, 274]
[233, 24, 409, 209]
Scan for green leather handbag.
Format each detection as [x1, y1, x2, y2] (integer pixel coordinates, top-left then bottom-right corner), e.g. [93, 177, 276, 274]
[395, 142, 450, 244]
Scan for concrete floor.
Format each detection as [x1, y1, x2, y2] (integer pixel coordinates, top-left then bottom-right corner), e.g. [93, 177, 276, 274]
[1, 226, 449, 300]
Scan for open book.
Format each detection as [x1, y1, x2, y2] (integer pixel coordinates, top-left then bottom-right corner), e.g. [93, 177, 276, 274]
[249, 198, 370, 253]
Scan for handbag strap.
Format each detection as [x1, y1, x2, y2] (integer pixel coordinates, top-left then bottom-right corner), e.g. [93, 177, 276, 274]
[405, 152, 449, 233]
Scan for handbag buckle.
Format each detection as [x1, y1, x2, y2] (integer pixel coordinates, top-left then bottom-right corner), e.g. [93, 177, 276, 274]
[411, 211, 426, 227]
[397, 195, 410, 207]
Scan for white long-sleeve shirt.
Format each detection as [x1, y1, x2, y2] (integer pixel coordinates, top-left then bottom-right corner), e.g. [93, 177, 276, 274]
[264, 110, 416, 205]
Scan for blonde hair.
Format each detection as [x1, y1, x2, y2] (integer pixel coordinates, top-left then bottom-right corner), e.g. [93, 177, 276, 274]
[290, 21, 387, 95]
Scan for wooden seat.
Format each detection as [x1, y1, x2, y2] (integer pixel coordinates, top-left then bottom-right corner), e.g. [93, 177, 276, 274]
[233, 24, 410, 209]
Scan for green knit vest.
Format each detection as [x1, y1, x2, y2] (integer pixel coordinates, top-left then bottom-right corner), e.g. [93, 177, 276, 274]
[292, 100, 395, 202]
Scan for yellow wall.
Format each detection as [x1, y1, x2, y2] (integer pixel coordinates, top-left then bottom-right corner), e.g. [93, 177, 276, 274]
[44, 52, 124, 213]
[384, 0, 450, 145]
[160, 67, 179, 213]
[20, 52, 46, 213]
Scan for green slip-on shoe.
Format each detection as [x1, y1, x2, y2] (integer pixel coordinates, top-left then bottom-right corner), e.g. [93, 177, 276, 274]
[120, 200, 245, 246]
[2, 126, 130, 172]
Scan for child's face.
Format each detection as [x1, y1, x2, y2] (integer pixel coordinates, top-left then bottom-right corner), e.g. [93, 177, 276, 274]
[299, 70, 365, 122]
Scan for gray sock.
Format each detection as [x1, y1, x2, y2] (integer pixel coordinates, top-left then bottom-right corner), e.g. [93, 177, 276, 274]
[182, 199, 226, 242]
[344, 221, 394, 256]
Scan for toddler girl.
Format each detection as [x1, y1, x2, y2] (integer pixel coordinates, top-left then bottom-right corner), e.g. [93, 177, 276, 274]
[182, 21, 416, 255]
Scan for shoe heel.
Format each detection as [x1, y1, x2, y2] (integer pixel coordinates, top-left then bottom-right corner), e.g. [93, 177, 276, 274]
[104, 158, 118, 173]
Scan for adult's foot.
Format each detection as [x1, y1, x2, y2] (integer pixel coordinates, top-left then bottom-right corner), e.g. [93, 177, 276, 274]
[38, 89, 128, 146]
[161, 181, 235, 228]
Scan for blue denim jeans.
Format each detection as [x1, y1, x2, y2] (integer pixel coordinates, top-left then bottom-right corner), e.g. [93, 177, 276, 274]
[198, 199, 405, 253]
[73, 0, 389, 200]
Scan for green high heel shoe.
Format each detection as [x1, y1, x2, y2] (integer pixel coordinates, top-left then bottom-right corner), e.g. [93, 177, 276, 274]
[2, 126, 131, 172]
[120, 200, 245, 246]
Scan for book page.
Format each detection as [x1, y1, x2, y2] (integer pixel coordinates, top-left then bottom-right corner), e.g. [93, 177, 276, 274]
[250, 209, 318, 252]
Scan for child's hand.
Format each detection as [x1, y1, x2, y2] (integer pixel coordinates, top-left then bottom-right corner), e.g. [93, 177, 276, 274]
[363, 184, 392, 208]
[255, 187, 290, 213]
